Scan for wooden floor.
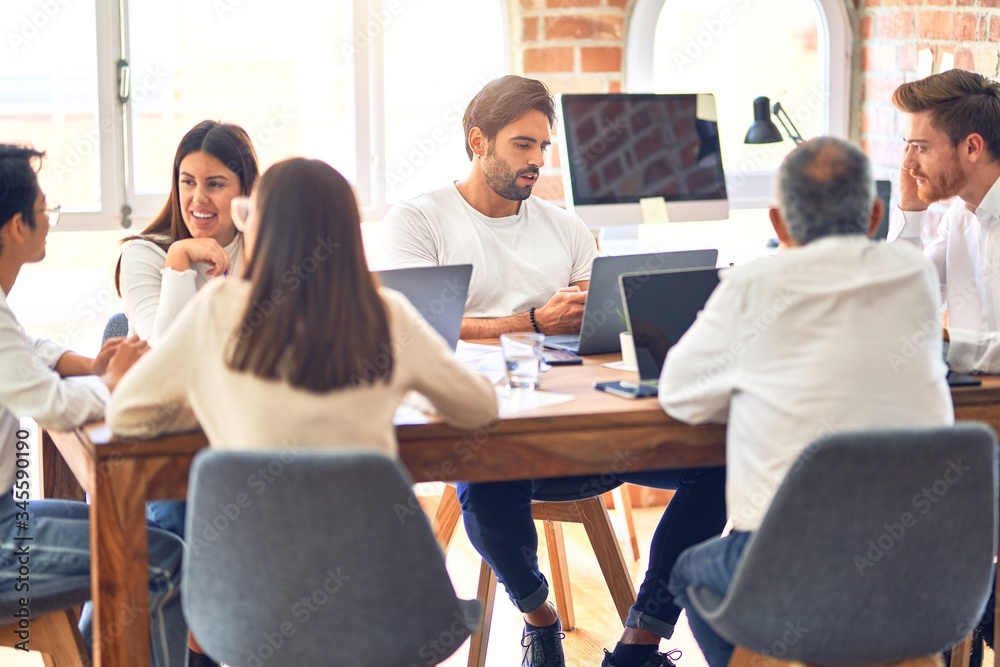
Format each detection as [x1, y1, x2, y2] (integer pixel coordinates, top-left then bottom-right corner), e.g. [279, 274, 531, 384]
[437, 503, 708, 667]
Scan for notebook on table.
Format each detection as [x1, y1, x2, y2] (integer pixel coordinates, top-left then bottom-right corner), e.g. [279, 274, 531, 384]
[374, 264, 472, 351]
[544, 249, 718, 355]
[595, 267, 720, 399]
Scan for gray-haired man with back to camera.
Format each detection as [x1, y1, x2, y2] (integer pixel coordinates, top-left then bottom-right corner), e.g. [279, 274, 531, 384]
[662, 137, 954, 667]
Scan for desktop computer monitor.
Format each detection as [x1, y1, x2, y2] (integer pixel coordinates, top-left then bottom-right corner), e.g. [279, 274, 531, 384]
[557, 92, 729, 230]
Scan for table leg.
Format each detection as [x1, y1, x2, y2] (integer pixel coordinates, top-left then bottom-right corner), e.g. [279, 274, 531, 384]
[40, 430, 85, 501]
[90, 456, 152, 667]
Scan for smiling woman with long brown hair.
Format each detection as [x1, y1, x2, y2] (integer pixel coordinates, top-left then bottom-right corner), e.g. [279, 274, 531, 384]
[106, 156, 497, 455]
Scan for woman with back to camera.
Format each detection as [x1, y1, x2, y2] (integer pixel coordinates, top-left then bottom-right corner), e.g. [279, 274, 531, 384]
[116, 120, 259, 344]
[108, 157, 499, 667]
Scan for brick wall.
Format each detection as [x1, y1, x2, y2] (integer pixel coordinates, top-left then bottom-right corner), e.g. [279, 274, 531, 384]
[855, 0, 1000, 179]
[508, 0, 1000, 201]
[510, 0, 630, 202]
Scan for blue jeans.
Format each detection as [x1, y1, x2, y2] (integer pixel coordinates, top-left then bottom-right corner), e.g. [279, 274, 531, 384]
[457, 465, 727, 638]
[147, 500, 187, 537]
[0, 490, 188, 667]
[668, 531, 753, 667]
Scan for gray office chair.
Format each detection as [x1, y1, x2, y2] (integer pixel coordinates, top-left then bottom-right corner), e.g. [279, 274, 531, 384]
[101, 312, 129, 345]
[686, 424, 999, 665]
[183, 449, 480, 667]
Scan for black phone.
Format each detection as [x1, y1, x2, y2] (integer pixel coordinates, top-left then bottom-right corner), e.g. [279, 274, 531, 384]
[947, 370, 981, 387]
[594, 380, 657, 399]
[543, 349, 583, 366]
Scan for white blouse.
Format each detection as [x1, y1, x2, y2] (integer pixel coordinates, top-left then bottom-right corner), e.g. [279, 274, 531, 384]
[118, 234, 245, 344]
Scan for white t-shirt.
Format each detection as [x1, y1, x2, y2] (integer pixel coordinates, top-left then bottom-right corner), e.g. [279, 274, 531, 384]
[380, 184, 598, 318]
[660, 236, 954, 531]
[889, 176, 1000, 372]
[0, 288, 108, 491]
[119, 234, 245, 344]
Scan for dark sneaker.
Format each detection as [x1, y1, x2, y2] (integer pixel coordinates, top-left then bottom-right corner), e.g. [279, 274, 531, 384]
[521, 619, 566, 667]
[601, 647, 682, 667]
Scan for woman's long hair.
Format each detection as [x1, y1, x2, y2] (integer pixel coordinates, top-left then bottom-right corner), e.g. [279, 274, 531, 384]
[114, 120, 259, 294]
[227, 158, 393, 391]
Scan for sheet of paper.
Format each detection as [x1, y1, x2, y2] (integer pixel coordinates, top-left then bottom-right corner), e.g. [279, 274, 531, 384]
[497, 388, 574, 417]
[939, 52, 954, 73]
[917, 48, 934, 77]
[456, 340, 507, 384]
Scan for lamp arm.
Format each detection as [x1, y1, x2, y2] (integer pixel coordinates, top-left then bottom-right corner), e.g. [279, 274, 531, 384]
[772, 102, 804, 144]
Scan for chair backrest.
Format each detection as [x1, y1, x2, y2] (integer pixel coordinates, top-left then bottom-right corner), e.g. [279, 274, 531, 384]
[102, 312, 129, 345]
[690, 424, 998, 664]
[183, 449, 480, 667]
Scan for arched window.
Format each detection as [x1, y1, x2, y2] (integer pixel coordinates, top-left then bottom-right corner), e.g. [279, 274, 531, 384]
[626, 0, 851, 207]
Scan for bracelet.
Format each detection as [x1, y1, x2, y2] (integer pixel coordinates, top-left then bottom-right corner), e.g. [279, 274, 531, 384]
[529, 307, 541, 334]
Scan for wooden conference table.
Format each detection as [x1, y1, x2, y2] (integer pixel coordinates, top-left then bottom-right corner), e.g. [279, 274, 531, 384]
[42, 354, 1000, 667]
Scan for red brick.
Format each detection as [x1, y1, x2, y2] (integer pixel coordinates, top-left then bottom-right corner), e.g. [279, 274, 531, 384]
[608, 80, 622, 93]
[607, 0, 629, 8]
[917, 10, 967, 40]
[884, 0, 920, 4]
[925, 0, 954, 5]
[863, 74, 906, 104]
[983, 0, 1000, 7]
[864, 0, 880, 5]
[861, 46, 897, 72]
[524, 47, 575, 73]
[520, 0, 544, 8]
[956, 12, 979, 40]
[523, 17, 539, 42]
[581, 46, 622, 72]
[955, 48, 975, 72]
[860, 15, 874, 40]
[898, 43, 918, 70]
[992, 16, 1000, 40]
[544, 15, 623, 41]
[861, 46, 874, 71]
[548, 140, 561, 168]
[547, 0, 600, 6]
[878, 11, 914, 39]
[532, 173, 564, 202]
[861, 105, 897, 135]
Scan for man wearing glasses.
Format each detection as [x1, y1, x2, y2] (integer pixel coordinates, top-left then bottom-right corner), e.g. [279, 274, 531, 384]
[0, 143, 189, 667]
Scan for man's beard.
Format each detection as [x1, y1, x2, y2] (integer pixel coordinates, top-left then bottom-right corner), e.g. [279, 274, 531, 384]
[483, 150, 538, 202]
[913, 157, 966, 204]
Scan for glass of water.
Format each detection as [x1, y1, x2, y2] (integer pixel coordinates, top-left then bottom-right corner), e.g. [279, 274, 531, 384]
[500, 332, 545, 390]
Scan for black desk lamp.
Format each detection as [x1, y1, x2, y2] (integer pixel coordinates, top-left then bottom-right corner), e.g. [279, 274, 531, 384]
[744, 96, 804, 145]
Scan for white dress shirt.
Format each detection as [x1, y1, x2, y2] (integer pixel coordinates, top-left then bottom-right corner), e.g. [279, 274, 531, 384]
[660, 236, 954, 531]
[889, 175, 1000, 372]
[0, 287, 108, 491]
[118, 234, 244, 344]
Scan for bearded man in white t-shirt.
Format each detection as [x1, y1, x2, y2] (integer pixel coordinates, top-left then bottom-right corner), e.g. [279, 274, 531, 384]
[383, 76, 727, 667]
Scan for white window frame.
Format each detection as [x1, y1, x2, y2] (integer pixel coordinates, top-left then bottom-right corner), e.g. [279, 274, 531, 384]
[57, 0, 509, 231]
[624, 0, 852, 208]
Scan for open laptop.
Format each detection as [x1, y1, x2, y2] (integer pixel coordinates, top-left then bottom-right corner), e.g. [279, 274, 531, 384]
[544, 249, 718, 355]
[374, 264, 472, 351]
[595, 267, 720, 398]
